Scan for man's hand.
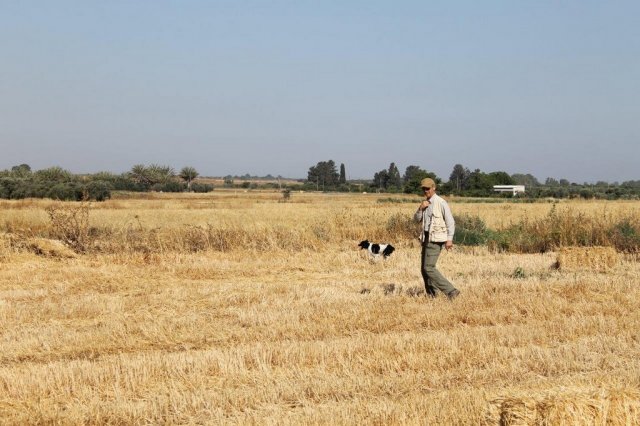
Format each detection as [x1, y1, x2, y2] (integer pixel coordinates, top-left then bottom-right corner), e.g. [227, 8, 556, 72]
[445, 240, 453, 250]
[419, 200, 430, 211]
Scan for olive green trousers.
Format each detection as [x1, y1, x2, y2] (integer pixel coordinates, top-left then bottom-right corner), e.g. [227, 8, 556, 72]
[421, 239, 456, 297]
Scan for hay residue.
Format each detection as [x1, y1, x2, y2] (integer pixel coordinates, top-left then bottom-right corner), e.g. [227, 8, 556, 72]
[487, 387, 640, 425]
[25, 238, 78, 258]
[360, 284, 425, 297]
[556, 246, 618, 272]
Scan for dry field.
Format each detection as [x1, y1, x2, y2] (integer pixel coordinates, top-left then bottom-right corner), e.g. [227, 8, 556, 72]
[1, 192, 639, 425]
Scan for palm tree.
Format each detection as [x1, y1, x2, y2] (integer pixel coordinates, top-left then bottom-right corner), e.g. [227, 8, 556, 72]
[129, 164, 151, 186]
[147, 164, 175, 185]
[34, 166, 72, 183]
[179, 166, 199, 191]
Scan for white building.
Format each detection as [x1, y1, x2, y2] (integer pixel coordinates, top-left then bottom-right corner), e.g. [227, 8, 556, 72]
[493, 185, 525, 195]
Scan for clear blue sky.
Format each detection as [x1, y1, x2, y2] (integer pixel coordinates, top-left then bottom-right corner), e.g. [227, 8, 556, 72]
[1, 1, 638, 183]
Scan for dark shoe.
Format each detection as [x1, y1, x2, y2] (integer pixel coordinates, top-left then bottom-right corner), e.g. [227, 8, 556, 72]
[447, 289, 460, 300]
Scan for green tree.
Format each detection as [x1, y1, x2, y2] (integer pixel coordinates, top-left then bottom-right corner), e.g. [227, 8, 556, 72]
[129, 164, 153, 186]
[129, 164, 175, 189]
[34, 166, 72, 183]
[86, 180, 113, 201]
[403, 165, 424, 185]
[11, 164, 32, 178]
[449, 164, 470, 192]
[339, 163, 346, 184]
[511, 173, 540, 187]
[488, 171, 515, 186]
[307, 160, 339, 190]
[373, 169, 389, 191]
[47, 182, 82, 201]
[91, 171, 119, 183]
[545, 177, 559, 186]
[147, 164, 175, 185]
[466, 169, 493, 193]
[387, 162, 402, 191]
[179, 166, 199, 191]
[402, 165, 438, 194]
[580, 188, 594, 199]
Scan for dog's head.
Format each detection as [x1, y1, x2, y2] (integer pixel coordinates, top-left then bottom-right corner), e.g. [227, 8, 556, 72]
[358, 240, 370, 249]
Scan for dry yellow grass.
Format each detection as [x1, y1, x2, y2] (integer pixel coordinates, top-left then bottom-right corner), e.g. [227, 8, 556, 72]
[3, 192, 639, 233]
[487, 386, 640, 425]
[557, 246, 619, 272]
[0, 193, 639, 424]
[23, 237, 78, 258]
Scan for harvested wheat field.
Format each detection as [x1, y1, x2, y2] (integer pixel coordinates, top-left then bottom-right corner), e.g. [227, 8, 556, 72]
[1, 192, 639, 424]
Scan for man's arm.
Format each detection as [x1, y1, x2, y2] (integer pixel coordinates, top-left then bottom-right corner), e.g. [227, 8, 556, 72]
[414, 208, 423, 223]
[442, 200, 455, 249]
[414, 200, 430, 223]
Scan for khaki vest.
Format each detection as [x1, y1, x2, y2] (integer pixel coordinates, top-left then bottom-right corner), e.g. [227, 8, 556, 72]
[425, 195, 448, 243]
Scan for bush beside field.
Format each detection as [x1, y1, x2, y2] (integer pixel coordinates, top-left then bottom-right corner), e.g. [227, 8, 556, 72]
[455, 208, 640, 253]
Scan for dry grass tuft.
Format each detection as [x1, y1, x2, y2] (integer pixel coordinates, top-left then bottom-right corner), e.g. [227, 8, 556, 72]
[488, 395, 537, 425]
[487, 387, 640, 425]
[45, 202, 91, 252]
[0, 233, 12, 260]
[556, 246, 619, 272]
[0, 232, 77, 259]
[24, 237, 78, 258]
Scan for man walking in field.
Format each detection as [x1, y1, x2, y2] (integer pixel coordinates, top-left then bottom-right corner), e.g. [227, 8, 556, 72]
[414, 178, 460, 299]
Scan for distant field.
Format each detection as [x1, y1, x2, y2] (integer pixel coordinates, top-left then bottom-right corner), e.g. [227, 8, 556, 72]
[0, 193, 638, 424]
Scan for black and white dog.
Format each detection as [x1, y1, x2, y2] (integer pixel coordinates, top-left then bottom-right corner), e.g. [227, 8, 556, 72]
[358, 240, 395, 259]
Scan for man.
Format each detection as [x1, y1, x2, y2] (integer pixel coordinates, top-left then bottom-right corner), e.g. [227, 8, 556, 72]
[414, 178, 460, 299]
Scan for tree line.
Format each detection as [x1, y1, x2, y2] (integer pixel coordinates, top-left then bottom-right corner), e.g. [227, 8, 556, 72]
[1, 161, 638, 201]
[305, 160, 640, 200]
[0, 164, 212, 201]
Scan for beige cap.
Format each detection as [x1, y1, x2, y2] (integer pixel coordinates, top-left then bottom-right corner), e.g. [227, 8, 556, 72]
[420, 178, 436, 188]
